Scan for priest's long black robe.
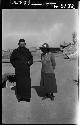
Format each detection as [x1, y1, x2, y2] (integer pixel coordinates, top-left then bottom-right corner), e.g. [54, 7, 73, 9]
[10, 47, 33, 99]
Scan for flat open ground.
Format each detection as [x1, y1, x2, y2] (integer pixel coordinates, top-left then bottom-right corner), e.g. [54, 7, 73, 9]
[2, 55, 78, 124]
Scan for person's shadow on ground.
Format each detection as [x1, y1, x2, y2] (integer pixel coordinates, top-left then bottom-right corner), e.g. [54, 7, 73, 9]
[11, 85, 46, 98]
[2, 74, 46, 98]
[31, 86, 46, 97]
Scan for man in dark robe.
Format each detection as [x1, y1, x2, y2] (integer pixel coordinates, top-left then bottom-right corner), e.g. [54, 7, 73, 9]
[10, 39, 33, 102]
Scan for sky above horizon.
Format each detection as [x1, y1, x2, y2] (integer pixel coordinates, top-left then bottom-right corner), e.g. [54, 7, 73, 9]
[2, 9, 78, 50]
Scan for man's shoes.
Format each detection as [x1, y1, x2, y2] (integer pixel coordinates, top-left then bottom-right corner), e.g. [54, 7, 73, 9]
[25, 99, 30, 102]
[18, 98, 30, 102]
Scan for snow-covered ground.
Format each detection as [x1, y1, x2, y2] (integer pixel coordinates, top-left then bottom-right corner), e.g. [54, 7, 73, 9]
[2, 55, 78, 124]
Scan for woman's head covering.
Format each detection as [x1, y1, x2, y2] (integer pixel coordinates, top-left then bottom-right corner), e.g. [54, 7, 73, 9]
[41, 43, 49, 53]
[42, 43, 49, 48]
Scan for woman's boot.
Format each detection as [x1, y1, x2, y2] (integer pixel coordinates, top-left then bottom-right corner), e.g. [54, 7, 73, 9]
[50, 93, 55, 100]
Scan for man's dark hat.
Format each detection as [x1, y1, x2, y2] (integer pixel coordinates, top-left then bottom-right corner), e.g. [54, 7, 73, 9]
[18, 39, 26, 45]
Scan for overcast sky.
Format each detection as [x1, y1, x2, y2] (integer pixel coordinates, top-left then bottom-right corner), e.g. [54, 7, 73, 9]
[2, 9, 78, 50]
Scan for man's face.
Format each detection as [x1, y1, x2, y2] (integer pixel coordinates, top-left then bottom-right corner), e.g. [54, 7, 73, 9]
[19, 42, 26, 47]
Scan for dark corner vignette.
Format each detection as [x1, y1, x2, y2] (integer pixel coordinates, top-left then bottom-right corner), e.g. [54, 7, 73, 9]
[1, 0, 79, 9]
[0, 6, 2, 125]
[1, 0, 79, 124]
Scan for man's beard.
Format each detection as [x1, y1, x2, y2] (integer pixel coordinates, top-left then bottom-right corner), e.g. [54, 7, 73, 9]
[19, 45, 25, 48]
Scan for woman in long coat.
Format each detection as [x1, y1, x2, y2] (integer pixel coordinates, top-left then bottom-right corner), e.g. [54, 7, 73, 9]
[10, 39, 33, 102]
[40, 43, 57, 100]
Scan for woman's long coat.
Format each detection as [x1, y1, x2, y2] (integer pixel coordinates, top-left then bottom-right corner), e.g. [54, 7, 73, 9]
[10, 47, 33, 99]
[40, 52, 57, 94]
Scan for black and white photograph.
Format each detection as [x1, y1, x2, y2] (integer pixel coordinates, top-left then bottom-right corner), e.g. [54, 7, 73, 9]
[2, 9, 79, 124]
